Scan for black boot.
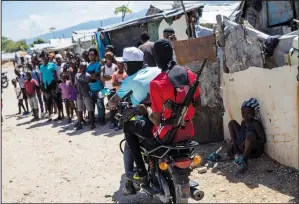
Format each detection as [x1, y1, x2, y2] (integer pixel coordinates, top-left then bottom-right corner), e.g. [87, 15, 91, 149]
[123, 180, 137, 196]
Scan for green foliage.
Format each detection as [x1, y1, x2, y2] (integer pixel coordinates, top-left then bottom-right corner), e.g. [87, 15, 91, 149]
[30, 38, 46, 47]
[33, 38, 45, 44]
[1, 36, 28, 53]
[114, 5, 133, 22]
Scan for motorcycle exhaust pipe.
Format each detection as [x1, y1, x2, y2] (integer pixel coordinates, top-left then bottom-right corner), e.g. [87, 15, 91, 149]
[190, 187, 204, 201]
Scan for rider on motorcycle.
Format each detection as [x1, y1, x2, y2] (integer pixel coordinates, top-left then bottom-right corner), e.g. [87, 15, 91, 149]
[123, 39, 202, 184]
[107, 47, 161, 194]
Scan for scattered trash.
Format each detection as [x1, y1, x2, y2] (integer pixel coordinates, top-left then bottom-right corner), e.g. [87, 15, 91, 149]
[219, 188, 226, 192]
[198, 167, 208, 174]
[207, 147, 222, 162]
[104, 194, 112, 198]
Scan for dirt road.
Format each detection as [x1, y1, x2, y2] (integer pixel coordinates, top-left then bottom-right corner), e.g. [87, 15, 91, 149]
[2, 67, 298, 203]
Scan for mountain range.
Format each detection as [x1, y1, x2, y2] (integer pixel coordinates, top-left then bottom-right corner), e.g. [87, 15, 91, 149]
[25, 9, 148, 44]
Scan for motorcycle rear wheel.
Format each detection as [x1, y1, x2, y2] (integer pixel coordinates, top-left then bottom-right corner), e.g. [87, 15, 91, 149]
[167, 174, 189, 203]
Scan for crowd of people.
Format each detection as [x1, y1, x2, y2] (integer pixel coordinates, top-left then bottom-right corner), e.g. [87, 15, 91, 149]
[13, 43, 128, 131]
[11, 27, 266, 196]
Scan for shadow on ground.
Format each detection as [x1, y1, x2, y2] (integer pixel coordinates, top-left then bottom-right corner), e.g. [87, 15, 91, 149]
[194, 141, 299, 202]
[112, 174, 161, 204]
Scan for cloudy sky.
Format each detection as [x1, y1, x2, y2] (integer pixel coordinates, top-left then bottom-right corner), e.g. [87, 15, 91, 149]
[3, 1, 236, 41]
[2, 1, 160, 41]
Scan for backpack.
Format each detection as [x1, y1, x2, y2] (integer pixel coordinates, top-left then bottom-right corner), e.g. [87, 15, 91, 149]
[156, 65, 195, 143]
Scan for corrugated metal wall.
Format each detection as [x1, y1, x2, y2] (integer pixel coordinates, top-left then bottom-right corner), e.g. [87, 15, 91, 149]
[147, 20, 162, 42]
[108, 24, 148, 57]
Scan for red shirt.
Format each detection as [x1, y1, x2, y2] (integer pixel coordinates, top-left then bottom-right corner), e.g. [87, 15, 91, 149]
[150, 68, 200, 142]
[24, 79, 37, 96]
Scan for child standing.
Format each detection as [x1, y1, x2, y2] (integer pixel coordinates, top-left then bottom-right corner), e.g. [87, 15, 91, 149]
[89, 72, 105, 125]
[110, 59, 128, 129]
[12, 79, 26, 114]
[59, 73, 75, 123]
[74, 62, 95, 130]
[24, 72, 39, 121]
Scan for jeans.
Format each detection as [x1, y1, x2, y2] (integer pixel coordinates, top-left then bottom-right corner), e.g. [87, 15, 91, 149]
[124, 142, 134, 175]
[124, 118, 154, 176]
[90, 91, 105, 121]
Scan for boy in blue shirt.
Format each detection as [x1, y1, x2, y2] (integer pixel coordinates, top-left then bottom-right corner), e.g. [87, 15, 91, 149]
[89, 72, 105, 125]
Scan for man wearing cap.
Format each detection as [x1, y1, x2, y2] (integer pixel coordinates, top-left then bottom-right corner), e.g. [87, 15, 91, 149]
[163, 27, 177, 62]
[120, 39, 201, 185]
[108, 47, 161, 194]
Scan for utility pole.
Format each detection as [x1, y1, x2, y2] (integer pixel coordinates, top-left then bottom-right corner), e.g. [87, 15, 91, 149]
[180, 0, 191, 39]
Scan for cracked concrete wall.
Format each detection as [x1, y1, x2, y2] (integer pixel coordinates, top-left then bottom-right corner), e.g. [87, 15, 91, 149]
[223, 20, 265, 73]
[186, 60, 224, 144]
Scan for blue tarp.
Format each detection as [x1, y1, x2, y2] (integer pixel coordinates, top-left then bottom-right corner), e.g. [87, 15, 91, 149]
[267, 1, 293, 27]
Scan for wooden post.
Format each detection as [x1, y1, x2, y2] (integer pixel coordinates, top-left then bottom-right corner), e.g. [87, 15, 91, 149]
[180, 0, 191, 39]
[216, 15, 225, 47]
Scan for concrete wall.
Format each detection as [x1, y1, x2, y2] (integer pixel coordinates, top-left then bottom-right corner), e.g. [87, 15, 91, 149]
[222, 66, 299, 169]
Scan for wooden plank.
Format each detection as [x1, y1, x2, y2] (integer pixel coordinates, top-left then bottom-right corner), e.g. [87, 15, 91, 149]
[173, 34, 217, 65]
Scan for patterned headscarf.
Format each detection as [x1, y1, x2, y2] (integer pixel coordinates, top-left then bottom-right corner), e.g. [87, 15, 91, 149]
[241, 98, 260, 120]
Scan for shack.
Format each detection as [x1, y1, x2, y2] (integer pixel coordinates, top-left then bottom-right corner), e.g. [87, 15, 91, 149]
[72, 29, 97, 54]
[97, 2, 205, 56]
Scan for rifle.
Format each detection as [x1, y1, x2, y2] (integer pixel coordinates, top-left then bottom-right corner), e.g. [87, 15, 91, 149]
[162, 58, 208, 144]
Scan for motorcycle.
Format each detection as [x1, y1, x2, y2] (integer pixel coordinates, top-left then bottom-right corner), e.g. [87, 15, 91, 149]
[1, 72, 9, 89]
[115, 91, 204, 203]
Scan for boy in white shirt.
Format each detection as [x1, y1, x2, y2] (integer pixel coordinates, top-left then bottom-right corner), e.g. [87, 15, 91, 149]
[12, 79, 27, 115]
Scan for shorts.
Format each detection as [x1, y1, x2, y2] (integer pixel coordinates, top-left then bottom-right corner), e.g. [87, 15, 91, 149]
[28, 95, 39, 109]
[77, 96, 94, 112]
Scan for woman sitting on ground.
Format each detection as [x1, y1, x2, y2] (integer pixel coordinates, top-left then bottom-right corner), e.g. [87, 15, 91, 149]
[227, 98, 266, 172]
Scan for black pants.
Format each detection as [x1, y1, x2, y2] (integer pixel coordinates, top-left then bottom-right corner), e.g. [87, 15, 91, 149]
[20, 88, 29, 112]
[36, 86, 44, 113]
[43, 80, 60, 115]
[107, 88, 117, 124]
[124, 118, 154, 176]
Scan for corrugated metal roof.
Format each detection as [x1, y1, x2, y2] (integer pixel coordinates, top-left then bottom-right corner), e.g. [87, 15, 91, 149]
[100, 13, 164, 32]
[72, 29, 97, 42]
[49, 38, 72, 46]
[100, 4, 204, 32]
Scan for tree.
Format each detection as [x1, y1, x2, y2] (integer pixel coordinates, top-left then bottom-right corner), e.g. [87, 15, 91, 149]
[33, 38, 45, 44]
[1, 36, 28, 53]
[49, 27, 56, 39]
[30, 38, 46, 47]
[114, 4, 133, 22]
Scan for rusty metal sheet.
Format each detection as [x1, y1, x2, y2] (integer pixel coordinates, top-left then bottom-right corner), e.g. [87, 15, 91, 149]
[173, 34, 217, 65]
